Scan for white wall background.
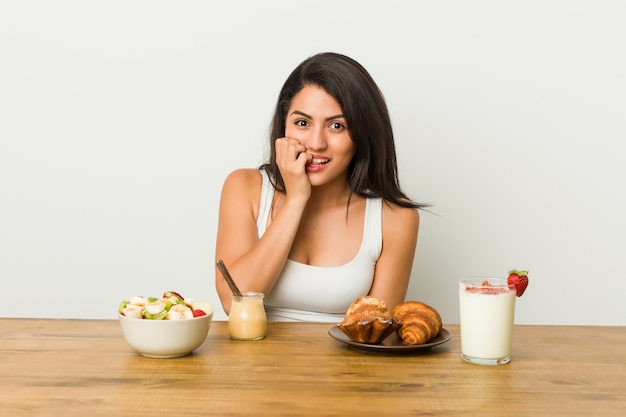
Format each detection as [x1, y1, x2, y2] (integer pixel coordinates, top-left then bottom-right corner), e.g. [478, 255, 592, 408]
[1, 0, 625, 325]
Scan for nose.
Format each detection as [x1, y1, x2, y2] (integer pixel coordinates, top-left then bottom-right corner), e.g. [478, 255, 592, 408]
[302, 126, 327, 151]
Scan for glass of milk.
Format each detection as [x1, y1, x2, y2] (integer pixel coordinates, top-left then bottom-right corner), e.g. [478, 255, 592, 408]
[229, 291, 267, 341]
[458, 278, 516, 365]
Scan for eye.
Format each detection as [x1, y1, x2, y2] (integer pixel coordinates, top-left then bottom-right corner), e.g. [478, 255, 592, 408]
[295, 119, 309, 127]
[329, 121, 346, 131]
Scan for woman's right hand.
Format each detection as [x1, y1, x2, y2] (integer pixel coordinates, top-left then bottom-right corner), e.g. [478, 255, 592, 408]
[274, 137, 312, 204]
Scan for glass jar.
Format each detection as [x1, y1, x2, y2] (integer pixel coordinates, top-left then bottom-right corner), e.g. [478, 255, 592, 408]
[228, 291, 267, 340]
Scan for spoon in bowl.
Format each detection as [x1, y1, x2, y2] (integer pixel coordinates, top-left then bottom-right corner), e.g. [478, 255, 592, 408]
[216, 260, 243, 297]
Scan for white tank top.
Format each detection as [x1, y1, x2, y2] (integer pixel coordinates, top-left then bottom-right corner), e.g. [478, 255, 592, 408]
[256, 170, 382, 322]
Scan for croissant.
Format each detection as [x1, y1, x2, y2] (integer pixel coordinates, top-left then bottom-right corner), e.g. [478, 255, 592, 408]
[392, 301, 442, 346]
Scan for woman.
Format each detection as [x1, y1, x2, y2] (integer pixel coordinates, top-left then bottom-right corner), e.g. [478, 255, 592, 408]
[215, 52, 428, 322]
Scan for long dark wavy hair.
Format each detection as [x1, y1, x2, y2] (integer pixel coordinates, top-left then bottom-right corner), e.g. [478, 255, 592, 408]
[260, 52, 428, 209]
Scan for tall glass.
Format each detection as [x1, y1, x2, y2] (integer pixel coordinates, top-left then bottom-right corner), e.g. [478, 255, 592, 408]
[228, 291, 267, 341]
[458, 278, 516, 365]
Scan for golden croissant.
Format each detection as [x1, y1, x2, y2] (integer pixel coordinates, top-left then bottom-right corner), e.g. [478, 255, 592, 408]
[392, 301, 442, 345]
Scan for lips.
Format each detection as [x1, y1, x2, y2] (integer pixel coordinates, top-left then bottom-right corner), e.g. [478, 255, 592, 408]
[306, 157, 330, 167]
[305, 157, 329, 173]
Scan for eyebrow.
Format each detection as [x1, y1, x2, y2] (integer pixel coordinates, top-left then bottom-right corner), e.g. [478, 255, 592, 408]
[289, 110, 346, 122]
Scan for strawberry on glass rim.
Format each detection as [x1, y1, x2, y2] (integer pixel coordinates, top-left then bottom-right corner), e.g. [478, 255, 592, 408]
[507, 270, 529, 297]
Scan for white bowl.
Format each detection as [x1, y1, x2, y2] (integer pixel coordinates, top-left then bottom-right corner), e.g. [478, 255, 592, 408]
[118, 307, 213, 358]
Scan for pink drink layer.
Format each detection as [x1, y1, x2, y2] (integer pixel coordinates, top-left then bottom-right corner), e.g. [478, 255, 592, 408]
[459, 280, 516, 360]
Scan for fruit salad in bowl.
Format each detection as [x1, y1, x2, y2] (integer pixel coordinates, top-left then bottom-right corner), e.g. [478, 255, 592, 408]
[118, 290, 211, 320]
[118, 291, 213, 358]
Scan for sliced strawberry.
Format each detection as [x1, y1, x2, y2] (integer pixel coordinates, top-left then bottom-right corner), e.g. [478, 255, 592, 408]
[507, 269, 529, 297]
[163, 291, 185, 301]
[192, 309, 207, 317]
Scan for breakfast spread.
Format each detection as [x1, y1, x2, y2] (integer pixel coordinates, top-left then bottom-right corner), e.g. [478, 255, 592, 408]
[118, 291, 209, 320]
[337, 296, 443, 345]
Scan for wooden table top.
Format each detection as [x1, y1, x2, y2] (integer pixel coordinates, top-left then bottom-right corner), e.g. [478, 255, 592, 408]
[1, 319, 625, 417]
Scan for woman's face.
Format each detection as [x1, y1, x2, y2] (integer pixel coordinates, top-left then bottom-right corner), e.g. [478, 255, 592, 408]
[285, 84, 354, 187]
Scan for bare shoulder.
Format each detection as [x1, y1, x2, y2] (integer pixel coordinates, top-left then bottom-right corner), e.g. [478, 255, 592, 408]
[222, 168, 263, 196]
[381, 201, 420, 234]
[223, 168, 262, 186]
[220, 168, 264, 217]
